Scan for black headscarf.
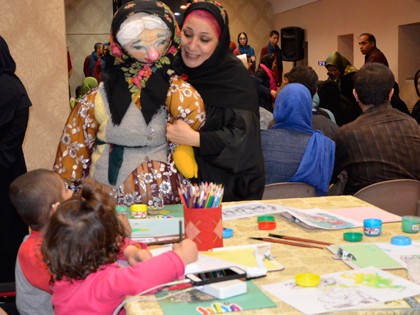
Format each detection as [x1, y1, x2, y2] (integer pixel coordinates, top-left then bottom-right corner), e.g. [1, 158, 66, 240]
[172, 0, 258, 116]
[0, 36, 31, 127]
[102, 0, 180, 125]
[0, 36, 16, 74]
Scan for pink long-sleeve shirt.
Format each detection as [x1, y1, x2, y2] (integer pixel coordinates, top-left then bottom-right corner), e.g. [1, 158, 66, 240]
[51, 251, 185, 315]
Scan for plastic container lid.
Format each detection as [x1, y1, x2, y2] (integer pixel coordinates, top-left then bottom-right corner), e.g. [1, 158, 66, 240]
[363, 218, 382, 227]
[223, 228, 233, 238]
[258, 221, 276, 230]
[343, 232, 363, 242]
[391, 235, 412, 246]
[257, 215, 275, 222]
[295, 273, 321, 287]
[115, 205, 129, 213]
[130, 204, 148, 212]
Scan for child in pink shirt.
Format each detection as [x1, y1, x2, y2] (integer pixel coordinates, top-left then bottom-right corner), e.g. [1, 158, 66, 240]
[41, 181, 198, 315]
[9, 170, 154, 315]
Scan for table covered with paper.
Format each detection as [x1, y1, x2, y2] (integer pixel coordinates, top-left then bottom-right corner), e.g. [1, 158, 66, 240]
[124, 195, 420, 315]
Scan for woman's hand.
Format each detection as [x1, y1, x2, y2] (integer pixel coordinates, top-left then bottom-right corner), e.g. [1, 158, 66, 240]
[166, 120, 200, 147]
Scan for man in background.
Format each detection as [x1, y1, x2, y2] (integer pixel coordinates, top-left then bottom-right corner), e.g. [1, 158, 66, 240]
[332, 63, 420, 195]
[358, 33, 389, 66]
[260, 30, 283, 86]
[83, 42, 103, 81]
[358, 33, 410, 114]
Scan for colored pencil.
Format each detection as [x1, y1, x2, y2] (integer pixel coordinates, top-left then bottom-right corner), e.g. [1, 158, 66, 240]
[178, 182, 224, 208]
[179, 219, 183, 243]
[268, 233, 333, 246]
[249, 237, 325, 249]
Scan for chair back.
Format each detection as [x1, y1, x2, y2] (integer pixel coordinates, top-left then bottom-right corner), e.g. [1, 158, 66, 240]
[0, 281, 16, 298]
[353, 179, 420, 216]
[262, 182, 317, 200]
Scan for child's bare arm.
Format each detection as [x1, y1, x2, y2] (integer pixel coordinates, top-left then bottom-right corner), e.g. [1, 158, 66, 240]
[172, 239, 198, 265]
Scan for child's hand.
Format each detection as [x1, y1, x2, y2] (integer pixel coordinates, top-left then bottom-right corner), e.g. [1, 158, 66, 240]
[172, 239, 198, 265]
[124, 245, 152, 266]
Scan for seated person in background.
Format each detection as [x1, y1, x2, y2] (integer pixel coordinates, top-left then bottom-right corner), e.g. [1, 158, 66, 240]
[318, 79, 360, 126]
[323, 51, 361, 124]
[229, 40, 237, 53]
[286, 65, 339, 138]
[253, 53, 277, 112]
[41, 182, 198, 314]
[412, 69, 420, 124]
[259, 106, 274, 130]
[261, 83, 336, 195]
[332, 63, 420, 195]
[69, 76, 98, 110]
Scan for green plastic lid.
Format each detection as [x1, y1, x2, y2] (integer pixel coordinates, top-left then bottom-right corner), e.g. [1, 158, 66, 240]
[343, 232, 363, 242]
[257, 215, 275, 222]
[115, 205, 129, 213]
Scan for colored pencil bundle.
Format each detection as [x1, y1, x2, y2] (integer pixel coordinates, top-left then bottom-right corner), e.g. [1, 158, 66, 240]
[179, 182, 224, 209]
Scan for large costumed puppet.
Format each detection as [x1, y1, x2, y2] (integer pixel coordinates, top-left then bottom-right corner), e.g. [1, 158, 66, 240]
[54, 0, 205, 207]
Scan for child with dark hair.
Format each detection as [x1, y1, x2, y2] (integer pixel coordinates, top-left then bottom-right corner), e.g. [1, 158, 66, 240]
[253, 53, 277, 112]
[9, 169, 73, 315]
[41, 182, 197, 314]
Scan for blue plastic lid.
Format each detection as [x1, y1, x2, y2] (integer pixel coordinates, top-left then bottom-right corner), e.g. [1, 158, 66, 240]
[391, 235, 412, 246]
[223, 228, 233, 238]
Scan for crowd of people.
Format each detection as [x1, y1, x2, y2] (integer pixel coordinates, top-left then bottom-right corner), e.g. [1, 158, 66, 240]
[1, 0, 419, 314]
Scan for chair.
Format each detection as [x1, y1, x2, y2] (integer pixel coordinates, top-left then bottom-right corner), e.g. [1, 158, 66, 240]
[262, 182, 317, 200]
[0, 281, 16, 299]
[353, 179, 420, 216]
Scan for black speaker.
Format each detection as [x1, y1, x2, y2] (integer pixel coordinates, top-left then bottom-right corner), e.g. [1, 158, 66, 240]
[281, 27, 304, 61]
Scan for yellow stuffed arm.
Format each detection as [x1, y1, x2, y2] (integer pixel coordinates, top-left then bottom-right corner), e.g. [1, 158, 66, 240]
[172, 145, 198, 178]
[166, 75, 205, 178]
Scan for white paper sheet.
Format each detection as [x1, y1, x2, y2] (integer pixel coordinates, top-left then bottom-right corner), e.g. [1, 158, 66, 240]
[261, 266, 420, 315]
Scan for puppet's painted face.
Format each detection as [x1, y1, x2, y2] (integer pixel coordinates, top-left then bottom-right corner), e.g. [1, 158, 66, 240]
[123, 27, 169, 63]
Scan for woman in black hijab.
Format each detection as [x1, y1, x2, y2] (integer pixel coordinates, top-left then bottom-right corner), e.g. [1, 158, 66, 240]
[0, 35, 31, 283]
[167, 0, 265, 201]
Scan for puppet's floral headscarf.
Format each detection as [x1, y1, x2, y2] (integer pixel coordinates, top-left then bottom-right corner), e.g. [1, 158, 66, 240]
[104, 0, 180, 125]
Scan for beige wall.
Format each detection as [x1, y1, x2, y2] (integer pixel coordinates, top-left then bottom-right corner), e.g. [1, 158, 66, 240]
[0, 1, 69, 171]
[273, 0, 420, 109]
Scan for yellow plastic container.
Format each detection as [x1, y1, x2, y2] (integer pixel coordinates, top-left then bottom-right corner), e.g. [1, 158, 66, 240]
[130, 204, 148, 219]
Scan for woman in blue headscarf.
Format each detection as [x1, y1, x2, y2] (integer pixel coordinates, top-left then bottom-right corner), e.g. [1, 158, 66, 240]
[261, 83, 335, 195]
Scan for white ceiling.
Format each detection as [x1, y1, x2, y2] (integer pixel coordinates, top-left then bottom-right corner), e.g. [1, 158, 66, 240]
[267, 0, 319, 14]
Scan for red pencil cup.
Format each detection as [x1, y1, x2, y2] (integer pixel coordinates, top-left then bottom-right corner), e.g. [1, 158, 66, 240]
[183, 205, 223, 251]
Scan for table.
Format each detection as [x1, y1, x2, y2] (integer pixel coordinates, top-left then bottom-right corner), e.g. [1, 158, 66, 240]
[124, 196, 420, 315]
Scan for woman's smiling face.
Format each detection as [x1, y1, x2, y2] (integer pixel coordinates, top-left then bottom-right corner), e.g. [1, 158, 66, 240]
[180, 15, 219, 68]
